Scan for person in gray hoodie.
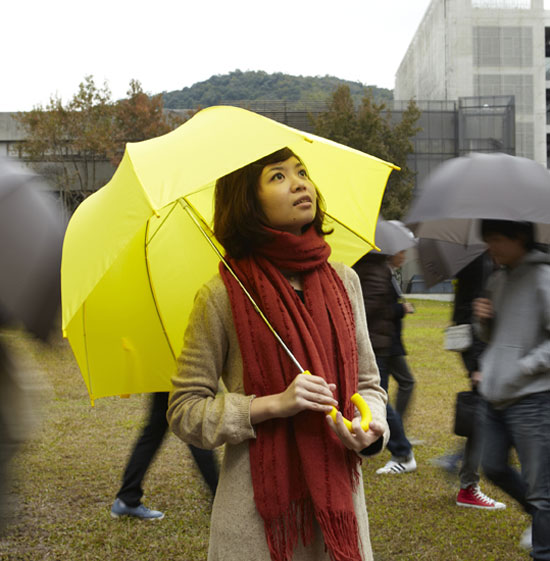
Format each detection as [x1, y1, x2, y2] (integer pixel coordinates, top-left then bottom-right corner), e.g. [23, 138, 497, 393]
[474, 219, 550, 561]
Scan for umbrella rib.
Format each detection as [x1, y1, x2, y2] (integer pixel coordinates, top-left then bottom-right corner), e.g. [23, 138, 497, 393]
[178, 198, 305, 374]
[143, 219, 178, 362]
[81, 300, 95, 406]
[145, 202, 178, 248]
[324, 212, 379, 251]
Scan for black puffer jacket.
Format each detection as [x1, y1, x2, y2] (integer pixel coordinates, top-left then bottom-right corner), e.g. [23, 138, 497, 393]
[352, 253, 395, 354]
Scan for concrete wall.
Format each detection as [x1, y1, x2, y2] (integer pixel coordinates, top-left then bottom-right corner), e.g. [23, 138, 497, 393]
[395, 0, 449, 100]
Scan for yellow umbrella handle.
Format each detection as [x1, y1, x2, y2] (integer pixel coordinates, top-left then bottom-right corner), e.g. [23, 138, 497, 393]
[303, 370, 372, 432]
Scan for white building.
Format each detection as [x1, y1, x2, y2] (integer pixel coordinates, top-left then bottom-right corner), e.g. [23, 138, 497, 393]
[395, 0, 550, 167]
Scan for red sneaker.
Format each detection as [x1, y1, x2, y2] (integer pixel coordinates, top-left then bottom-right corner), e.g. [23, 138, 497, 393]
[456, 485, 506, 510]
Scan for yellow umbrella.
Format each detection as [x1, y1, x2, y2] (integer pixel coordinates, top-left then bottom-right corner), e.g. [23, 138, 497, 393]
[61, 105, 398, 404]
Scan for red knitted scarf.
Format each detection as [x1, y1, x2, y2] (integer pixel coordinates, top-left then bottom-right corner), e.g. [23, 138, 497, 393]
[220, 227, 362, 561]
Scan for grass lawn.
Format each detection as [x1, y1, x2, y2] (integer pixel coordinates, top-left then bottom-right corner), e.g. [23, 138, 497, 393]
[0, 300, 530, 560]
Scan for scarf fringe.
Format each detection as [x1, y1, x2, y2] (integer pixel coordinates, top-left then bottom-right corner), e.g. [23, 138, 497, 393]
[265, 499, 315, 561]
[316, 509, 362, 561]
[222, 228, 362, 561]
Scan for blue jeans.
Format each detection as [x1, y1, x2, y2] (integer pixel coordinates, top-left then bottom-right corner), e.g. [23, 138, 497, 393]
[459, 388, 483, 489]
[376, 356, 412, 460]
[481, 392, 550, 561]
[386, 355, 415, 420]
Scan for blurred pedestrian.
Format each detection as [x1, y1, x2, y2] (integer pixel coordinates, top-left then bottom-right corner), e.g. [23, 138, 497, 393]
[386, 250, 417, 426]
[353, 251, 417, 475]
[111, 392, 219, 520]
[474, 219, 550, 558]
[0, 157, 63, 532]
[433, 251, 505, 510]
[0, 333, 27, 532]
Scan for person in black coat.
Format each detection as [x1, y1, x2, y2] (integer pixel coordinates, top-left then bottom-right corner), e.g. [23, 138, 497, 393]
[353, 251, 416, 475]
[386, 250, 416, 424]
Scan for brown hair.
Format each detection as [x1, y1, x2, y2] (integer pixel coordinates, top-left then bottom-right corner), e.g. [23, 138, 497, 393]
[213, 147, 331, 258]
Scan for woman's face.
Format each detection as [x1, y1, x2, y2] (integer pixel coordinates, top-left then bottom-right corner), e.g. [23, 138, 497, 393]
[257, 156, 317, 236]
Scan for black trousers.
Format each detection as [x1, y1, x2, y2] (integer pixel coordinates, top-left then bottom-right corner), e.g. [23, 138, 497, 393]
[116, 392, 219, 507]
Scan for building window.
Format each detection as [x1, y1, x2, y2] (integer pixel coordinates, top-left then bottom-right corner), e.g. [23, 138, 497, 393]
[547, 134, 550, 168]
[516, 121, 534, 159]
[474, 26, 533, 67]
[547, 90, 550, 124]
[475, 74, 533, 113]
[472, 0, 530, 8]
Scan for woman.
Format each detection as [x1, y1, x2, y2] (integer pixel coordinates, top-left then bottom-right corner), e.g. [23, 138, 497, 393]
[167, 147, 389, 561]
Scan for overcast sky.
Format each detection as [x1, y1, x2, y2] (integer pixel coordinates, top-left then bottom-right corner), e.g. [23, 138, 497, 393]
[2, 0, 432, 112]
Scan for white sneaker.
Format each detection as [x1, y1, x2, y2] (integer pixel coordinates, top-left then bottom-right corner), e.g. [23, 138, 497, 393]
[519, 525, 532, 550]
[376, 455, 417, 474]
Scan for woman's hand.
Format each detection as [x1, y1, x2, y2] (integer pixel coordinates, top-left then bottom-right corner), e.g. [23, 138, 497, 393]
[276, 372, 338, 417]
[326, 411, 384, 453]
[250, 373, 338, 425]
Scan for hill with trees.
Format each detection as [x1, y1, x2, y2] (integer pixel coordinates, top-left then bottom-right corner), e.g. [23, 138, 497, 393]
[161, 70, 393, 109]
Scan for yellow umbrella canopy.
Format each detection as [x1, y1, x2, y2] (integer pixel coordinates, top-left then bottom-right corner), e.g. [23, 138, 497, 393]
[61, 105, 398, 403]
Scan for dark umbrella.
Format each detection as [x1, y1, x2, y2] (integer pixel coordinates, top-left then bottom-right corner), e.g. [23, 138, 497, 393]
[373, 218, 416, 255]
[0, 157, 64, 339]
[417, 238, 487, 288]
[405, 152, 550, 244]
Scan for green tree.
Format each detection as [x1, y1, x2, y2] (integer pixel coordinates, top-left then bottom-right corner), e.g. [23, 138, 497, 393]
[15, 76, 185, 210]
[109, 79, 185, 165]
[162, 70, 393, 109]
[314, 85, 421, 219]
[15, 76, 115, 209]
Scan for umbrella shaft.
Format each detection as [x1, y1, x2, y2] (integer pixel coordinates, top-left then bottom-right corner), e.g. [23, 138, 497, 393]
[179, 200, 305, 374]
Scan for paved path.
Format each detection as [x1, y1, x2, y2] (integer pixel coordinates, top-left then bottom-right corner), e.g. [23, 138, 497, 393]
[406, 293, 454, 302]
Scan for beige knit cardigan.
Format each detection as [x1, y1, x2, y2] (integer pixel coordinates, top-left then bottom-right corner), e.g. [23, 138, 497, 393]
[167, 262, 389, 561]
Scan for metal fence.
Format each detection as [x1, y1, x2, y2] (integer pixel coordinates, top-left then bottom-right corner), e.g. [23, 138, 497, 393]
[219, 96, 515, 191]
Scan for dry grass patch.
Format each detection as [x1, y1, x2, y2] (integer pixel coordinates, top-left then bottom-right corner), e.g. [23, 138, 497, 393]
[0, 301, 530, 560]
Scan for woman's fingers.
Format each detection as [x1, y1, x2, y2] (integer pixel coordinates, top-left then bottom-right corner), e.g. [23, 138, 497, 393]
[277, 373, 337, 417]
[295, 374, 338, 407]
[327, 412, 355, 445]
[326, 412, 384, 452]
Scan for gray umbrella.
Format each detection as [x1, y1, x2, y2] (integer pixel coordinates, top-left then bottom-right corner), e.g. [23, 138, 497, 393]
[0, 157, 64, 339]
[405, 152, 550, 244]
[417, 238, 487, 288]
[372, 218, 417, 255]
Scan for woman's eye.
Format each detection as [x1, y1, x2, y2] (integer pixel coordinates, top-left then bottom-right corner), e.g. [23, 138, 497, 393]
[298, 169, 308, 177]
[271, 172, 284, 181]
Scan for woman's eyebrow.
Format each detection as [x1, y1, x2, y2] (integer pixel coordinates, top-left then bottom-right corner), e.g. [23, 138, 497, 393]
[264, 164, 285, 174]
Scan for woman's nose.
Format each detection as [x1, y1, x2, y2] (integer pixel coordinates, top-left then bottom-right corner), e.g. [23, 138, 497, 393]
[291, 175, 306, 191]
